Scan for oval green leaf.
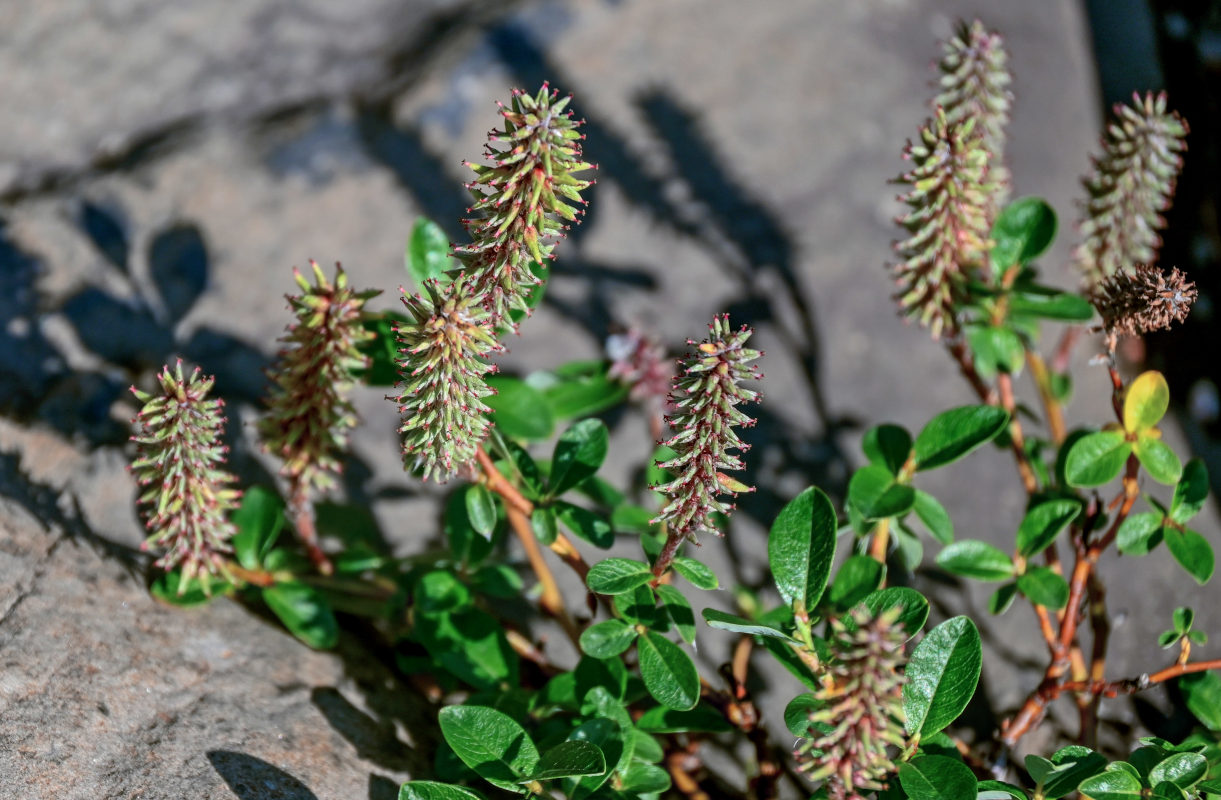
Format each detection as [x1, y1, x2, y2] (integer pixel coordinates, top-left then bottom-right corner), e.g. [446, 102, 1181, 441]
[935, 540, 1015, 581]
[399, 781, 487, 800]
[672, 557, 718, 590]
[912, 490, 954, 544]
[1065, 430, 1131, 487]
[1171, 459, 1210, 524]
[767, 486, 837, 611]
[549, 419, 610, 496]
[657, 584, 697, 644]
[1016, 499, 1081, 558]
[904, 616, 982, 736]
[1077, 768, 1143, 800]
[464, 484, 497, 540]
[914, 406, 1010, 471]
[586, 558, 653, 595]
[991, 196, 1058, 270]
[856, 586, 930, 638]
[230, 485, 285, 570]
[1134, 435, 1183, 485]
[262, 582, 339, 650]
[527, 740, 606, 782]
[1148, 752, 1207, 789]
[862, 423, 913, 474]
[898, 755, 978, 800]
[1117, 512, 1164, 556]
[828, 554, 885, 610]
[579, 619, 639, 659]
[1180, 671, 1221, 730]
[485, 376, 555, 441]
[438, 705, 540, 792]
[1164, 529, 1214, 585]
[702, 608, 799, 642]
[1016, 567, 1069, 609]
[406, 217, 454, 289]
[848, 464, 916, 520]
[637, 631, 699, 710]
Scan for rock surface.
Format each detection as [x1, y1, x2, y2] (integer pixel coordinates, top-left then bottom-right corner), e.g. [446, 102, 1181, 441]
[2, 0, 1218, 796]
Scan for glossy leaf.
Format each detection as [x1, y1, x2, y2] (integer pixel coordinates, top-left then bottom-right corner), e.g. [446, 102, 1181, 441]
[530, 507, 558, 546]
[1041, 745, 1107, 799]
[1134, 436, 1183, 485]
[579, 619, 639, 659]
[230, 486, 285, 570]
[539, 361, 631, 420]
[1077, 768, 1144, 800]
[912, 490, 954, 544]
[636, 703, 733, 734]
[527, 741, 605, 782]
[1171, 459, 1209, 524]
[862, 423, 912, 474]
[657, 584, 697, 644]
[1124, 371, 1170, 432]
[828, 554, 885, 610]
[586, 558, 653, 595]
[1117, 512, 1164, 555]
[904, 616, 982, 736]
[914, 406, 1010, 471]
[399, 781, 487, 800]
[991, 196, 1058, 270]
[784, 694, 821, 736]
[637, 631, 699, 710]
[1148, 752, 1207, 789]
[567, 716, 627, 799]
[988, 582, 1018, 615]
[438, 705, 540, 792]
[672, 557, 718, 590]
[767, 486, 837, 611]
[262, 582, 339, 650]
[856, 586, 930, 638]
[897, 755, 978, 800]
[1017, 567, 1069, 609]
[405, 218, 453, 289]
[702, 608, 799, 642]
[618, 762, 671, 794]
[555, 502, 613, 549]
[969, 325, 1025, 378]
[549, 419, 609, 496]
[1008, 290, 1095, 322]
[485, 376, 555, 441]
[1016, 499, 1081, 558]
[464, 484, 497, 540]
[1065, 430, 1131, 487]
[1164, 529, 1214, 585]
[848, 464, 916, 520]
[935, 540, 1015, 581]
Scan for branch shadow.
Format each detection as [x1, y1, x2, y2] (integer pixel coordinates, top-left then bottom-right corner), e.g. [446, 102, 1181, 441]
[206, 750, 319, 800]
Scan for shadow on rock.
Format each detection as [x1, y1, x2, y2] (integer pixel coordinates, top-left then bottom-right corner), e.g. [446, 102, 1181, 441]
[310, 687, 415, 772]
[207, 750, 318, 800]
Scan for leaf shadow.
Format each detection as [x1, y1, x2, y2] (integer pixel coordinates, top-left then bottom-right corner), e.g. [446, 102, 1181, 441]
[206, 750, 319, 800]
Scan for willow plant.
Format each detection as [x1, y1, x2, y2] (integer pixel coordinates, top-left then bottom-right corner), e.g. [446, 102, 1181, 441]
[128, 42, 1221, 800]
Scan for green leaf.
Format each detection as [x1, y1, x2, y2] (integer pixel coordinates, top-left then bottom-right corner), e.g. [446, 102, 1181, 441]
[485, 376, 555, 441]
[464, 484, 497, 540]
[629, 729, 664, 763]
[1148, 752, 1207, 790]
[471, 564, 523, 599]
[638, 632, 699, 710]
[862, 424, 913, 474]
[904, 616, 982, 737]
[613, 585, 658, 627]
[1017, 567, 1069, 609]
[415, 607, 518, 689]
[1173, 607, 1194, 634]
[609, 504, 655, 535]
[828, 555, 885, 610]
[968, 325, 1025, 378]
[530, 507, 557, 546]
[1117, 512, 1164, 555]
[1077, 768, 1144, 800]
[149, 570, 229, 606]
[856, 586, 929, 638]
[230, 486, 285, 570]
[579, 619, 639, 659]
[415, 569, 472, 614]
[549, 419, 609, 496]
[657, 584, 696, 644]
[538, 362, 631, 420]
[1065, 430, 1131, 487]
[438, 706, 540, 793]
[399, 781, 487, 800]
[618, 762, 672, 794]
[893, 521, 924, 571]
[1008, 290, 1095, 322]
[1135, 435, 1183, 485]
[406, 218, 453, 289]
[635, 703, 732, 734]
[912, 490, 954, 544]
[977, 779, 1031, 800]
[991, 196, 1058, 270]
[567, 717, 627, 799]
[1171, 459, 1209, 524]
[527, 741, 605, 782]
[914, 406, 1010, 471]
[1180, 671, 1221, 730]
[1125, 371, 1170, 432]
[1016, 499, 1081, 558]
[935, 540, 1015, 581]
[767, 486, 837, 611]
[587, 558, 652, 595]
[1041, 745, 1107, 799]
[784, 694, 821, 736]
[555, 502, 613, 549]
[262, 582, 339, 649]
[506, 261, 548, 330]
[988, 582, 1018, 615]
[355, 312, 401, 386]
[848, 464, 916, 520]
[701, 608, 799, 642]
[897, 755, 978, 800]
[1164, 529, 1214, 585]
[672, 557, 718, 590]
